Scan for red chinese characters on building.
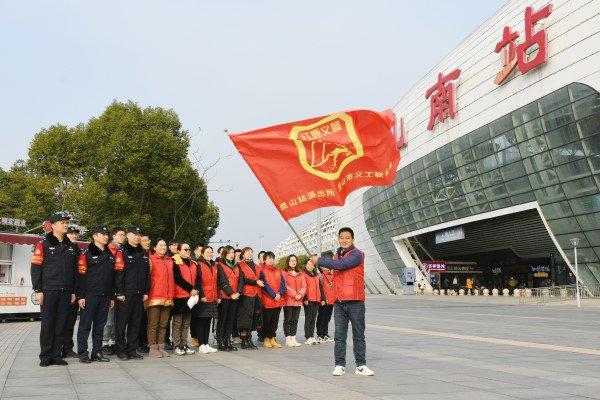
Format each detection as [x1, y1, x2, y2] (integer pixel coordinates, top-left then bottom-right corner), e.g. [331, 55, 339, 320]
[494, 3, 553, 85]
[425, 68, 461, 131]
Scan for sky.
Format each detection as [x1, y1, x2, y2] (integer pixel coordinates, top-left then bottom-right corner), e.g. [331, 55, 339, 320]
[0, 0, 507, 251]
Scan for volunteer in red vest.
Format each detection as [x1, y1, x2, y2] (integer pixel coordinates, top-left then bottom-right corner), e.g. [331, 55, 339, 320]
[310, 227, 374, 377]
[303, 264, 325, 345]
[236, 247, 264, 350]
[283, 254, 305, 347]
[216, 246, 242, 351]
[192, 246, 219, 354]
[256, 250, 267, 343]
[259, 251, 285, 348]
[316, 267, 336, 343]
[146, 239, 175, 358]
[172, 242, 198, 356]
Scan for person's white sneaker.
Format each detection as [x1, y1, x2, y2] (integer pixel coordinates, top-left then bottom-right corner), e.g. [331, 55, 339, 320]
[198, 345, 210, 354]
[304, 337, 316, 345]
[292, 336, 301, 347]
[184, 346, 195, 355]
[332, 366, 346, 376]
[355, 365, 375, 376]
[206, 344, 218, 353]
[316, 336, 324, 344]
[285, 336, 294, 347]
[323, 335, 334, 343]
[174, 346, 186, 356]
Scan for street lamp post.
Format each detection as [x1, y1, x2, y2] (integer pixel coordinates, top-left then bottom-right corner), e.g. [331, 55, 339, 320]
[259, 235, 264, 250]
[570, 237, 581, 308]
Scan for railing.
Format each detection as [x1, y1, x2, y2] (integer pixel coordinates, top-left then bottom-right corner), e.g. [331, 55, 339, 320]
[518, 284, 600, 305]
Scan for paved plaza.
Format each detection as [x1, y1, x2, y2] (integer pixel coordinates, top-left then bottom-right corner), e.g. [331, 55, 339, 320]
[1, 296, 599, 400]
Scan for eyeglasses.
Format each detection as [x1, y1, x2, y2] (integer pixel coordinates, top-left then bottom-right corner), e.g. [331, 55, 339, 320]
[181, 248, 191, 251]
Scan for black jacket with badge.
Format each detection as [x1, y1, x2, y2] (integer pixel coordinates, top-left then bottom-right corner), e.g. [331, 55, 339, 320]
[31, 232, 80, 293]
[115, 242, 150, 296]
[77, 243, 120, 299]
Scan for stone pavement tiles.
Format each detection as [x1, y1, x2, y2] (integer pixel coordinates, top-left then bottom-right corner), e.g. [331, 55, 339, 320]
[1, 296, 600, 399]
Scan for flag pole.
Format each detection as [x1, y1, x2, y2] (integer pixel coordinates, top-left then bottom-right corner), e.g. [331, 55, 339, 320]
[286, 220, 314, 256]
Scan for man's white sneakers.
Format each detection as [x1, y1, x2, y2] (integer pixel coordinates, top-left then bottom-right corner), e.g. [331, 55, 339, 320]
[355, 365, 375, 376]
[305, 337, 317, 345]
[332, 365, 346, 376]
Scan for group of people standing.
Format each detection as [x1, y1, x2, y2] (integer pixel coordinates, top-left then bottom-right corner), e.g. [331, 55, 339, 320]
[32, 212, 374, 376]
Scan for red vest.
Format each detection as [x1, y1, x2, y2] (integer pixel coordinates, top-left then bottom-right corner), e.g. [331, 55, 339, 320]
[333, 248, 365, 301]
[238, 261, 259, 297]
[174, 259, 198, 299]
[218, 262, 240, 300]
[284, 271, 305, 307]
[322, 272, 336, 305]
[198, 259, 218, 302]
[147, 253, 175, 307]
[305, 272, 322, 302]
[261, 266, 285, 309]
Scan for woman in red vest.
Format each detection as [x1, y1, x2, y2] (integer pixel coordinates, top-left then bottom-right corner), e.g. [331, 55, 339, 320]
[216, 246, 242, 351]
[283, 254, 305, 347]
[316, 267, 335, 343]
[236, 247, 264, 350]
[171, 242, 198, 356]
[259, 251, 285, 348]
[255, 251, 267, 343]
[191, 246, 219, 354]
[146, 239, 175, 357]
[303, 265, 325, 345]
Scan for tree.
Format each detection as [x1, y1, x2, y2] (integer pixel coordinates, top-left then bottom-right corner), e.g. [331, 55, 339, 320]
[8, 100, 219, 243]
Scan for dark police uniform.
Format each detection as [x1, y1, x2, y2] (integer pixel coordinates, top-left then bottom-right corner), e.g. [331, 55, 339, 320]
[31, 212, 78, 366]
[76, 226, 123, 362]
[114, 226, 150, 358]
[62, 225, 81, 357]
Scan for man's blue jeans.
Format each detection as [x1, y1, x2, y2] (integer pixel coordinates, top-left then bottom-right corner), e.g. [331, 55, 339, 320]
[334, 300, 366, 367]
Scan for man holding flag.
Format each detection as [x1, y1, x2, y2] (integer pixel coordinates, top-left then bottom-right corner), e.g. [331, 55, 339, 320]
[230, 107, 399, 377]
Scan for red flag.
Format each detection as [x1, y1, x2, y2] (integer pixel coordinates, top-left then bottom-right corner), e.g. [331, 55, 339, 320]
[229, 109, 400, 220]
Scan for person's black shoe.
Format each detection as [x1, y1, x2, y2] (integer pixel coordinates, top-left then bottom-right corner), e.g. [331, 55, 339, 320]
[52, 358, 68, 366]
[39, 359, 51, 367]
[91, 352, 110, 362]
[128, 351, 143, 360]
[164, 341, 174, 351]
[226, 340, 238, 352]
[240, 337, 249, 349]
[138, 345, 149, 353]
[102, 344, 115, 355]
[217, 339, 229, 351]
[117, 352, 129, 361]
[257, 336, 264, 342]
[79, 355, 92, 364]
[62, 349, 78, 358]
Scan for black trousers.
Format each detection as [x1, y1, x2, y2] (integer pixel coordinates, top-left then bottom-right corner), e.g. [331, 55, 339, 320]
[217, 299, 237, 340]
[316, 304, 334, 337]
[39, 290, 71, 362]
[303, 302, 319, 339]
[138, 309, 148, 347]
[262, 307, 281, 338]
[62, 301, 79, 352]
[283, 306, 301, 336]
[77, 295, 110, 355]
[194, 317, 212, 345]
[115, 293, 143, 354]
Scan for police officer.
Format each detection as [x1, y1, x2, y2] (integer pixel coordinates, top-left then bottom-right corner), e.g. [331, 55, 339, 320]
[61, 225, 81, 358]
[102, 226, 126, 355]
[31, 212, 79, 367]
[76, 226, 123, 363]
[114, 226, 149, 360]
